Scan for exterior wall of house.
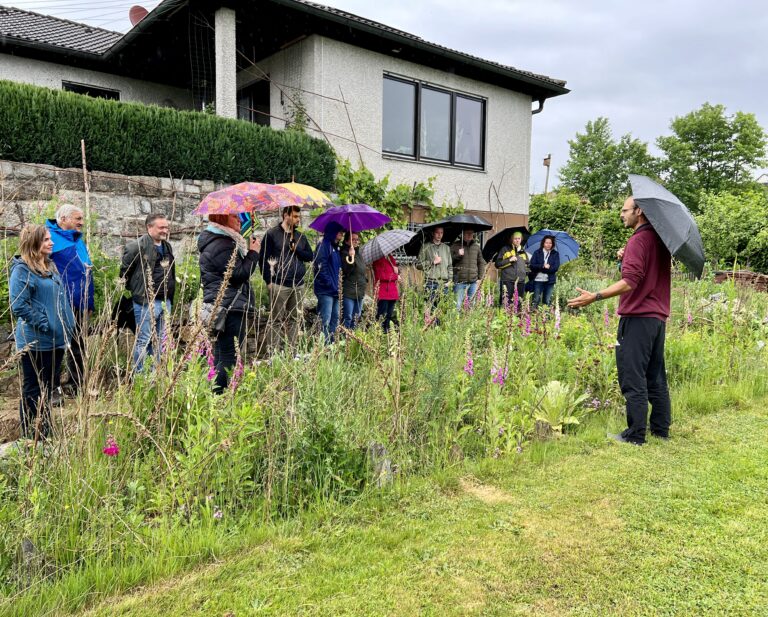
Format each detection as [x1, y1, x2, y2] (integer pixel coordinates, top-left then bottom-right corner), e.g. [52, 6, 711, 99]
[0, 52, 193, 109]
[238, 35, 533, 217]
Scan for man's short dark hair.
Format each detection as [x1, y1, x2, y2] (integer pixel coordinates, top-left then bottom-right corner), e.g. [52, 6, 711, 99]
[281, 206, 301, 218]
[145, 213, 168, 228]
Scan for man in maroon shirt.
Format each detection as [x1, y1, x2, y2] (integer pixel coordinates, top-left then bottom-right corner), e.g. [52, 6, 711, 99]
[568, 197, 672, 445]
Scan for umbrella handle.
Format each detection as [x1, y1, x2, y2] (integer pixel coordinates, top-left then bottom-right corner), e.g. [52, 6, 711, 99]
[346, 255, 355, 264]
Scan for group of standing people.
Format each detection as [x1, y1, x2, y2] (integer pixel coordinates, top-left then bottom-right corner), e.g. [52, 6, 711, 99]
[417, 226, 562, 311]
[9, 194, 671, 449]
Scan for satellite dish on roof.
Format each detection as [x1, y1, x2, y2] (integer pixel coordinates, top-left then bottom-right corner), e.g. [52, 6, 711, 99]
[129, 5, 149, 26]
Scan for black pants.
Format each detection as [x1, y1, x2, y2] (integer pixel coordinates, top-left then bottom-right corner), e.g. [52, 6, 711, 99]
[66, 309, 87, 393]
[376, 300, 398, 333]
[20, 348, 64, 439]
[615, 317, 671, 443]
[213, 311, 246, 394]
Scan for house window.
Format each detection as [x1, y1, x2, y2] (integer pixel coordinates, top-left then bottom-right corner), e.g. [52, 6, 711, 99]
[382, 77, 416, 156]
[382, 75, 485, 169]
[62, 81, 120, 100]
[237, 80, 270, 126]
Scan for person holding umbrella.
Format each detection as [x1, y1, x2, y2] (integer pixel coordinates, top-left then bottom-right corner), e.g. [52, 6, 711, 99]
[567, 195, 672, 445]
[359, 229, 416, 333]
[417, 226, 452, 309]
[313, 222, 345, 343]
[198, 214, 261, 393]
[451, 229, 485, 310]
[340, 232, 367, 330]
[495, 230, 529, 308]
[259, 206, 314, 351]
[528, 235, 560, 308]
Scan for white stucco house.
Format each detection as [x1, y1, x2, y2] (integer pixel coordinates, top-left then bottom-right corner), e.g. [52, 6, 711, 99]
[0, 0, 568, 227]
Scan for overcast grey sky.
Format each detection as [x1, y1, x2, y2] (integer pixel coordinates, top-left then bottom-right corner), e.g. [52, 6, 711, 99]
[11, 0, 768, 190]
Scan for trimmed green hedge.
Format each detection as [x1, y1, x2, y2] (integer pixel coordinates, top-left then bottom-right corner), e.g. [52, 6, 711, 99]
[0, 80, 336, 188]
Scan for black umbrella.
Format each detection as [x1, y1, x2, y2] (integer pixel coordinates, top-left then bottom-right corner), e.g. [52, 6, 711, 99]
[629, 174, 705, 278]
[482, 226, 530, 262]
[447, 213, 493, 231]
[403, 218, 454, 257]
[404, 214, 493, 256]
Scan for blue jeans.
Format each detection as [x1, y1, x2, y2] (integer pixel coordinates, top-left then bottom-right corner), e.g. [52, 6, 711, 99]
[316, 294, 339, 343]
[454, 281, 478, 310]
[532, 281, 555, 307]
[342, 297, 363, 329]
[133, 299, 170, 372]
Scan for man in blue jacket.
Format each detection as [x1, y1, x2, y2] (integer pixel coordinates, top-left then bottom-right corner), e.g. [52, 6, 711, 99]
[46, 204, 94, 394]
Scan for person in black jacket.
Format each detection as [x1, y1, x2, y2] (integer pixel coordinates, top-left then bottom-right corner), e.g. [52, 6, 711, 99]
[258, 206, 313, 351]
[340, 232, 367, 329]
[198, 213, 260, 393]
[120, 214, 175, 372]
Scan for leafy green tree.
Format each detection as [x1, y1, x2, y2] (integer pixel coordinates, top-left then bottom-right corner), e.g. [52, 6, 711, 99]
[657, 103, 767, 212]
[528, 189, 631, 265]
[696, 189, 768, 271]
[558, 117, 657, 207]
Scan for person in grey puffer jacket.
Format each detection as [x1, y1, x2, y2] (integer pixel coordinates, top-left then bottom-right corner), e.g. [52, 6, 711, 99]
[450, 229, 485, 310]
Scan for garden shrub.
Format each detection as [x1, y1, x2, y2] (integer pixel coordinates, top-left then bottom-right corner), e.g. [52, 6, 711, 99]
[0, 80, 336, 188]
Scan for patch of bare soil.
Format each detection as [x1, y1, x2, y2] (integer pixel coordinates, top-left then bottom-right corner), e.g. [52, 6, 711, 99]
[459, 477, 514, 505]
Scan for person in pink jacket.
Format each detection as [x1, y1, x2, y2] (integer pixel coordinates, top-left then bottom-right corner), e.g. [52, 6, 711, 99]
[372, 254, 400, 332]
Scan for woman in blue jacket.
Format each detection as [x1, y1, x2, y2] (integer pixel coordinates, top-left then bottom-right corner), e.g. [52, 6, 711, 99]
[313, 222, 344, 343]
[9, 224, 75, 439]
[528, 235, 561, 308]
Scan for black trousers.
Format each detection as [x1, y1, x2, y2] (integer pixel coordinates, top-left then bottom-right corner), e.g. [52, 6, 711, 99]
[213, 311, 246, 394]
[615, 317, 671, 443]
[376, 300, 398, 333]
[66, 309, 87, 392]
[20, 348, 64, 439]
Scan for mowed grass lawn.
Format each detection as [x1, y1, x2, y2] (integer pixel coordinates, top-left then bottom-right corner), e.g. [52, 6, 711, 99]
[83, 402, 768, 616]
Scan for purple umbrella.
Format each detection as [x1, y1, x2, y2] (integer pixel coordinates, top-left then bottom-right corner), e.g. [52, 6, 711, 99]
[309, 204, 391, 233]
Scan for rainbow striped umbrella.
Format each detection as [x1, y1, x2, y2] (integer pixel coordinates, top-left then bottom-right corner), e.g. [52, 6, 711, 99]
[193, 182, 304, 215]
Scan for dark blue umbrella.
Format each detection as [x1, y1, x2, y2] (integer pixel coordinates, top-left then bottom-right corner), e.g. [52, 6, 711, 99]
[526, 229, 580, 263]
[309, 204, 391, 233]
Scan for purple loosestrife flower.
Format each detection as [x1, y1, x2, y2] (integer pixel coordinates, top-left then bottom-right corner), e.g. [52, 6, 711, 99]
[523, 307, 532, 337]
[512, 285, 520, 313]
[102, 435, 119, 457]
[463, 293, 471, 311]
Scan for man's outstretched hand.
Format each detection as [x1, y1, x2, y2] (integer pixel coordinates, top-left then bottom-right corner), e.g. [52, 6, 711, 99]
[567, 287, 596, 309]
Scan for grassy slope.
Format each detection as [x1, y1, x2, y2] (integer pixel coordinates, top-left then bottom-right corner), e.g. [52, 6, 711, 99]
[81, 401, 768, 617]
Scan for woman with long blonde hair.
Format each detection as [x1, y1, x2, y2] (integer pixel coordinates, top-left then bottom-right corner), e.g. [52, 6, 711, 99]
[9, 224, 75, 439]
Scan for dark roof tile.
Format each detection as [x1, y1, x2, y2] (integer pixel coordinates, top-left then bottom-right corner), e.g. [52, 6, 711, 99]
[0, 5, 121, 54]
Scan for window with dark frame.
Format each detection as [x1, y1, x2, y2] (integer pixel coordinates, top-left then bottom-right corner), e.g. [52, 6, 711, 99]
[382, 75, 485, 169]
[237, 80, 271, 126]
[61, 81, 120, 100]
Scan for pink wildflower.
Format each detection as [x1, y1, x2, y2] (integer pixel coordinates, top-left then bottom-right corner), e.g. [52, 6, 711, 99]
[687, 312, 693, 325]
[205, 341, 216, 381]
[102, 435, 119, 457]
[554, 304, 561, 333]
[229, 357, 244, 391]
[523, 308, 532, 337]
[213, 507, 223, 520]
[512, 285, 520, 313]
[490, 363, 508, 387]
[463, 349, 474, 377]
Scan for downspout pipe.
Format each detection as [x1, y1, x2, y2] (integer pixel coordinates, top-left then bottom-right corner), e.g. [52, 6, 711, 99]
[531, 98, 545, 115]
